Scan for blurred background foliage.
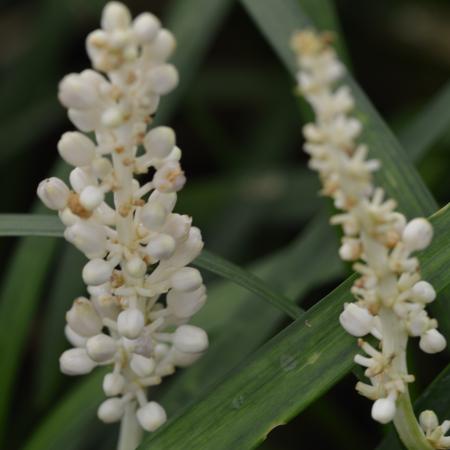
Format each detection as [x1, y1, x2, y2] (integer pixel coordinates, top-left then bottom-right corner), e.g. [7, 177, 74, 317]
[0, 0, 449, 449]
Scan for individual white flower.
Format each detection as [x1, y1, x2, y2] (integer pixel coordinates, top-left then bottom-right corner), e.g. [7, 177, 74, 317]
[339, 303, 374, 337]
[419, 329, 447, 354]
[60, 348, 96, 375]
[37, 178, 70, 210]
[136, 402, 167, 432]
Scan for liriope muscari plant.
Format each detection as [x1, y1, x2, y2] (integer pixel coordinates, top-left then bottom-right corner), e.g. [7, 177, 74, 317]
[37, 2, 208, 449]
[291, 30, 450, 449]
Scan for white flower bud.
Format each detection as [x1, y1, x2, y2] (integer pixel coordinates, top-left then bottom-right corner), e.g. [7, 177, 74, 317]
[411, 281, 436, 303]
[69, 167, 96, 193]
[86, 334, 117, 362]
[130, 354, 155, 377]
[171, 268, 203, 292]
[101, 2, 131, 31]
[126, 257, 147, 278]
[141, 202, 167, 229]
[167, 287, 206, 319]
[154, 343, 170, 360]
[420, 329, 447, 354]
[143, 126, 175, 159]
[402, 218, 433, 252]
[58, 73, 98, 110]
[64, 325, 87, 347]
[92, 157, 113, 179]
[148, 64, 178, 95]
[103, 372, 125, 396]
[136, 402, 167, 432]
[57, 132, 96, 167]
[95, 202, 116, 225]
[92, 294, 120, 321]
[133, 13, 160, 43]
[338, 239, 361, 261]
[170, 348, 203, 367]
[148, 190, 177, 214]
[117, 309, 145, 339]
[408, 311, 429, 337]
[68, 108, 99, 132]
[162, 214, 191, 241]
[148, 29, 176, 61]
[59, 207, 78, 226]
[82, 259, 113, 286]
[101, 107, 124, 128]
[145, 233, 176, 260]
[419, 410, 439, 433]
[371, 397, 396, 424]
[79, 186, 105, 210]
[339, 303, 374, 337]
[64, 222, 107, 258]
[173, 325, 208, 353]
[37, 178, 70, 210]
[66, 297, 103, 337]
[97, 398, 124, 423]
[60, 348, 96, 375]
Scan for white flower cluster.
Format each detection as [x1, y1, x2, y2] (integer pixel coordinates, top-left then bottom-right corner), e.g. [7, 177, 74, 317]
[292, 30, 449, 445]
[37, 2, 208, 434]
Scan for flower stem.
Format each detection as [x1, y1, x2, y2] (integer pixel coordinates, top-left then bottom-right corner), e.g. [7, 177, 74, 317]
[380, 308, 432, 450]
[118, 402, 143, 450]
[394, 393, 432, 450]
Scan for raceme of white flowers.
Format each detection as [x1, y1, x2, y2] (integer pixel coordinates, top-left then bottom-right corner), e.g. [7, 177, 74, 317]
[291, 30, 450, 448]
[37, 2, 208, 435]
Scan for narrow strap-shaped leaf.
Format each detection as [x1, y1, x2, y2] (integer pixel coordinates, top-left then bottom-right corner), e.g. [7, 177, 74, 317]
[139, 204, 450, 450]
[194, 250, 302, 319]
[0, 214, 63, 237]
[0, 213, 301, 320]
[398, 80, 450, 162]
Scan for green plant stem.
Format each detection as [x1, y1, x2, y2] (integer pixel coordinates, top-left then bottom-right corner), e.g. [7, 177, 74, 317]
[118, 403, 142, 450]
[380, 308, 432, 450]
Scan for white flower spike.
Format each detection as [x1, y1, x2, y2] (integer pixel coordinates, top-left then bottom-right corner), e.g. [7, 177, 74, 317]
[37, 2, 207, 446]
[292, 29, 449, 448]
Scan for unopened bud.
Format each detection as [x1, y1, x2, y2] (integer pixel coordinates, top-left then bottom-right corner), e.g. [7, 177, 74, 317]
[143, 126, 175, 159]
[136, 402, 167, 432]
[419, 410, 439, 433]
[171, 268, 203, 292]
[339, 303, 374, 337]
[60, 348, 96, 375]
[411, 281, 436, 304]
[64, 221, 107, 258]
[145, 233, 176, 260]
[66, 297, 103, 337]
[117, 309, 145, 339]
[173, 325, 208, 353]
[80, 186, 105, 210]
[167, 285, 206, 319]
[82, 259, 113, 286]
[97, 398, 124, 423]
[103, 372, 125, 396]
[37, 178, 70, 210]
[148, 64, 178, 95]
[58, 132, 96, 167]
[101, 2, 131, 31]
[371, 397, 396, 424]
[130, 354, 155, 377]
[86, 333, 117, 362]
[58, 73, 98, 110]
[420, 329, 447, 354]
[402, 218, 433, 252]
[133, 12, 160, 43]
